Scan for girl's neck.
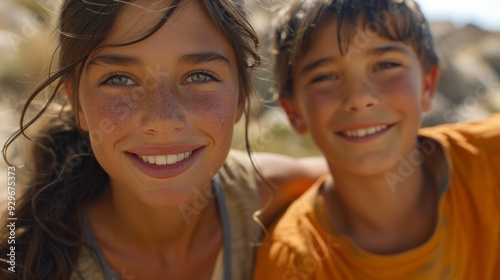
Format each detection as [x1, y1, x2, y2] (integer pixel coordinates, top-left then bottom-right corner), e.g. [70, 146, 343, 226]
[324, 152, 438, 254]
[87, 181, 221, 257]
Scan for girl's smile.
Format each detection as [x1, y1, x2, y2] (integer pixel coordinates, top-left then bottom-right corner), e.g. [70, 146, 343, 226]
[125, 145, 202, 179]
[77, 0, 243, 208]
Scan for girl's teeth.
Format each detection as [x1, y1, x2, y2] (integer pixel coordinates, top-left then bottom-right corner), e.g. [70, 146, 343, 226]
[166, 154, 177, 165]
[342, 125, 388, 138]
[139, 151, 193, 165]
[156, 155, 167, 165]
[147, 156, 155, 164]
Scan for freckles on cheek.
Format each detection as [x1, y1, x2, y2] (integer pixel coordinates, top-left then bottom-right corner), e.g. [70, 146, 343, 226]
[191, 89, 237, 135]
[85, 94, 132, 137]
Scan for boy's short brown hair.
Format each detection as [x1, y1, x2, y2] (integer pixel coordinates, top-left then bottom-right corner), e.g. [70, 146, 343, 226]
[273, 0, 440, 99]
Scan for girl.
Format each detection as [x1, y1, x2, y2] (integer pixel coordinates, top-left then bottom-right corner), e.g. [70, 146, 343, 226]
[0, 0, 324, 279]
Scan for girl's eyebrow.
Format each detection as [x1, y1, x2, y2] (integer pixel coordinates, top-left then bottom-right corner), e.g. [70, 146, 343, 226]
[179, 51, 230, 65]
[85, 51, 230, 72]
[86, 54, 141, 71]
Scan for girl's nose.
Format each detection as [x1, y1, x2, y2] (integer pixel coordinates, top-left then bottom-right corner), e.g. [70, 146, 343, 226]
[140, 84, 186, 135]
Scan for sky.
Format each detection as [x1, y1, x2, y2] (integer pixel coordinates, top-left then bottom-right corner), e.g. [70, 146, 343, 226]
[417, 0, 500, 31]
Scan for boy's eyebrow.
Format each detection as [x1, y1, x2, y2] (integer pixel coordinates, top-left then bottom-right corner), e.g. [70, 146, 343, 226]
[86, 54, 141, 71]
[300, 57, 336, 75]
[179, 51, 230, 65]
[368, 45, 411, 57]
[299, 45, 411, 75]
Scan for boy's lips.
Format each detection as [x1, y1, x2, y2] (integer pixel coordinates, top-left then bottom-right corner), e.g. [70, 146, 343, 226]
[336, 122, 396, 140]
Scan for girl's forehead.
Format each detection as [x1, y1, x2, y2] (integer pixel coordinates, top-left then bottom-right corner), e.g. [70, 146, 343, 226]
[104, 0, 197, 45]
[88, 0, 237, 67]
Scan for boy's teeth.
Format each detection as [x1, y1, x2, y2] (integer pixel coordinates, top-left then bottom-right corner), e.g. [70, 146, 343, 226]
[342, 125, 388, 138]
[139, 151, 193, 165]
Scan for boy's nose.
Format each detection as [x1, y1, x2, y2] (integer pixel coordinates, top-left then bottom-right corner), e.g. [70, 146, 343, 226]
[342, 83, 379, 112]
[140, 86, 186, 135]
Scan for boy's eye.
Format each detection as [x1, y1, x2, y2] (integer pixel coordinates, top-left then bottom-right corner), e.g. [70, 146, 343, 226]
[311, 73, 337, 84]
[99, 74, 136, 87]
[185, 71, 219, 84]
[374, 62, 401, 71]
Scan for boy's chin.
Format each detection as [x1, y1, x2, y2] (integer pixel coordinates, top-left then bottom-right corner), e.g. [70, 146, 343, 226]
[333, 156, 402, 178]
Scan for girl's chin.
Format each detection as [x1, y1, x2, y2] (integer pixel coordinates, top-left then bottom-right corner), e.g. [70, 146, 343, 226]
[137, 185, 216, 210]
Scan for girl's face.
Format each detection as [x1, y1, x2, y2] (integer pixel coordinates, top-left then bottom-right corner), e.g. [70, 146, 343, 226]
[75, 0, 243, 208]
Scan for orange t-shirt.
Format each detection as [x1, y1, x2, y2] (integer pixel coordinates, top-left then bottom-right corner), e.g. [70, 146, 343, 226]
[254, 114, 500, 280]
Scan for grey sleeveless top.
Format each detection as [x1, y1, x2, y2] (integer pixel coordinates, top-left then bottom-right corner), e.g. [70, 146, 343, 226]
[71, 150, 262, 280]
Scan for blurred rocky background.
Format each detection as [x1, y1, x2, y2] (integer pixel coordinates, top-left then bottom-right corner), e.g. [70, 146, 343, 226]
[1, 0, 499, 180]
[235, 0, 500, 156]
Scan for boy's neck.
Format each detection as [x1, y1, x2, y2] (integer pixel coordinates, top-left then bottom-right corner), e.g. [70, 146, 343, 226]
[322, 152, 438, 254]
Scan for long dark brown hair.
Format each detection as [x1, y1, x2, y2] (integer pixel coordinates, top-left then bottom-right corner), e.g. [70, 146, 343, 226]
[0, 1, 260, 279]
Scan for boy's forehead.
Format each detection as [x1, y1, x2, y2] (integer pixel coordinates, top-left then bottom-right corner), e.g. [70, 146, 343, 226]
[297, 17, 416, 59]
[296, 18, 416, 68]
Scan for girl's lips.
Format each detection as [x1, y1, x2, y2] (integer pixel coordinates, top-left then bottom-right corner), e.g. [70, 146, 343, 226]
[125, 147, 204, 179]
[126, 144, 203, 156]
[137, 151, 194, 165]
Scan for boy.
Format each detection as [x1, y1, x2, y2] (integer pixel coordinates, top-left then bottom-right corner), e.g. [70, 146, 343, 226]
[254, 0, 500, 279]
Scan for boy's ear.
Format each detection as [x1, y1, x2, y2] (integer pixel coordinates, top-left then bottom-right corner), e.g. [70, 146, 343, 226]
[421, 65, 440, 112]
[279, 99, 308, 134]
[64, 81, 89, 131]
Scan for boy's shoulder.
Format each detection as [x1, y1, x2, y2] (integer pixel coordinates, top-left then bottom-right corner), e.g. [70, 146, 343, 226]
[419, 113, 500, 156]
[419, 114, 500, 213]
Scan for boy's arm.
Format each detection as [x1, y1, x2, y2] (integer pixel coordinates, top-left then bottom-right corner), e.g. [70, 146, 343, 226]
[251, 152, 328, 226]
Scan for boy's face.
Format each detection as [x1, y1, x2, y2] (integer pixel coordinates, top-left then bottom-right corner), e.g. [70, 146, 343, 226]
[281, 18, 439, 176]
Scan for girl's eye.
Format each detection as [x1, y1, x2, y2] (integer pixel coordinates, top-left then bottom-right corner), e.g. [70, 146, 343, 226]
[374, 62, 401, 71]
[184, 71, 219, 84]
[99, 74, 136, 87]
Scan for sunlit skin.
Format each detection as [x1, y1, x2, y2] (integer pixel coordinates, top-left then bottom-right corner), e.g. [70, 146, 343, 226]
[72, 1, 241, 278]
[78, 2, 242, 209]
[282, 18, 440, 254]
[65, 1, 328, 278]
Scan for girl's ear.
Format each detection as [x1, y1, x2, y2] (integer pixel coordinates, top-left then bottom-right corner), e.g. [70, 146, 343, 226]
[64, 81, 89, 131]
[421, 65, 440, 112]
[235, 96, 245, 124]
[234, 70, 252, 124]
[279, 99, 308, 134]
[234, 84, 247, 124]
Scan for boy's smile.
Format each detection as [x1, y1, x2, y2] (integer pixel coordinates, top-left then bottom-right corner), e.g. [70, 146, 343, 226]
[335, 122, 395, 142]
[284, 18, 439, 176]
